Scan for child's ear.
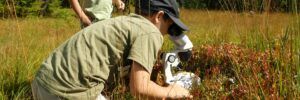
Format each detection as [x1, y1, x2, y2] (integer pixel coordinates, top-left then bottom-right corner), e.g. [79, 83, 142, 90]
[153, 11, 165, 24]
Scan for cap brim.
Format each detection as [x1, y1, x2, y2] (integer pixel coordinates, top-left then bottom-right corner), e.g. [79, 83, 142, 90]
[168, 15, 189, 31]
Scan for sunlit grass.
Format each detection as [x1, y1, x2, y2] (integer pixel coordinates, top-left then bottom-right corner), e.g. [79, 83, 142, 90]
[0, 17, 79, 99]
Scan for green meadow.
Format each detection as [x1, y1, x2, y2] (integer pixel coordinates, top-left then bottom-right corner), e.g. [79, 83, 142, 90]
[0, 9, 299, 99]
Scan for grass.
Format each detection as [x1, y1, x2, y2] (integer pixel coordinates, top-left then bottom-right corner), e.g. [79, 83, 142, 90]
[0, 17, 79, 99]
[0, 9, 299, 99]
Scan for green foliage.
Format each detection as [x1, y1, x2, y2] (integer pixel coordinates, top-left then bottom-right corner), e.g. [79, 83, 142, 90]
[0, 0, 3, 16]
[0, 0, 73, 18]
[182, 0, 207, 9]
[50, 8, 74, 19]
[180, 0, 299, 12]
[16, 0, 35, 16]
[46, 0, 61, 15]
[35, 0, 74, 18]
[0, 0, 42, 17]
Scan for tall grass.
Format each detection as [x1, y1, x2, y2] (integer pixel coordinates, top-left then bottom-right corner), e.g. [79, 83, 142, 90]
[0, 9, 299, 99]
[0, 17, 79, 99]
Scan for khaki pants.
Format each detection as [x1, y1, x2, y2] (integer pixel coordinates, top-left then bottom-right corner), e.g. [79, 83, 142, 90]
[31, 80, 106, 100]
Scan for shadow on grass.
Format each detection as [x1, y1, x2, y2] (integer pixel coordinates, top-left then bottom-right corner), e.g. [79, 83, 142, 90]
[1, 77, 32, 99]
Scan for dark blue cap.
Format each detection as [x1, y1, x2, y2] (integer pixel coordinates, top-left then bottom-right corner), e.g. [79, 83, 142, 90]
[135, 0, 189, 31]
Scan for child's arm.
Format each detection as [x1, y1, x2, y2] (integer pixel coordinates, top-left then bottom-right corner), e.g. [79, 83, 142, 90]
[129, 61, 193, 99]
[70, 0, 92, 27]
[112, 0, 125, 11]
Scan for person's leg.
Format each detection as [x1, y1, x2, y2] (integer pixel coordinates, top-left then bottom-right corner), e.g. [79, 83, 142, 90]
[31, 80, 61, 100]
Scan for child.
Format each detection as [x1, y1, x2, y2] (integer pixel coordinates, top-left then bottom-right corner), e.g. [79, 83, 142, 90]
[32, 0, 193, 99]
[70, 0, 125, 28]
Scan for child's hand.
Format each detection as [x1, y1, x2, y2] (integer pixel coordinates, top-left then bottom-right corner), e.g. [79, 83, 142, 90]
[113, 0, 125, 11]
[166, 84, 193, 99]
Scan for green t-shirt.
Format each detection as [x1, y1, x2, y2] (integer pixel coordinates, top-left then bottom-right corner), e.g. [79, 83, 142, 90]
[79, 0, 113, 21]
[35, 14, 163, 99]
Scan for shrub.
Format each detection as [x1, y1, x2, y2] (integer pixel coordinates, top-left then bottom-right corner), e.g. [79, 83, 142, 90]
[0, 0, 41, 18]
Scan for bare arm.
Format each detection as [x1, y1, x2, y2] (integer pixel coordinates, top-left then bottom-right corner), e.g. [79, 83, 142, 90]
[70, 0, 91, 27]
[129, 61, 193, 99]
